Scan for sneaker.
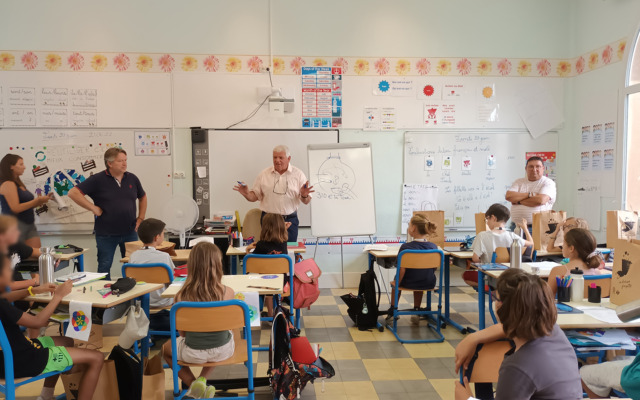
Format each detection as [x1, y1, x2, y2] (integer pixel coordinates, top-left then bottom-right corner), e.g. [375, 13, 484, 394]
[385, 314, 394, 326]
[204, 385, 216, 398]
[410, 314, 421, 325]
[186, 377, 207, 399]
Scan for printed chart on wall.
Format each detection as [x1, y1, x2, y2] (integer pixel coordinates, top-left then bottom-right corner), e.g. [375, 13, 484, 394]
[579, 122, 616, 194]
[301, 67, 342, 128]
[1, 129, 172, 230]
[134, 130, 171, 156]
[0, 86, 98, 127]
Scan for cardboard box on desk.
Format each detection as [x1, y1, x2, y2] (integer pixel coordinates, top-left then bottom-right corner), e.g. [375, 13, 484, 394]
[607, 210, 638, 249]
[611, 239, 640, 306]
[412, 210, 445, 248]
[532, 210, 566, 250]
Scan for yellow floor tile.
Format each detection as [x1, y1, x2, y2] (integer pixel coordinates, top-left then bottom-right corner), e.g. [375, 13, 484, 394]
[449, 293, 477, 302]
[348, 326, 377, 342]
[338, 304, 350, 315]
[314, 381, 346, 396]
[331, 288, 354, 297]
[363, 358, 425, 381]
[328, 341, 360, 359]
[323, 315, 347, 328]
[404, 341, 456, 358]
[430, 378, 458, 400]
[303, 315, 327, 328]
[314, 295, 338, 306]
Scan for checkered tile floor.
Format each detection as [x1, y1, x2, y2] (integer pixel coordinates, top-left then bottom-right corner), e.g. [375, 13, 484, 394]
[13, 284, 490, 400]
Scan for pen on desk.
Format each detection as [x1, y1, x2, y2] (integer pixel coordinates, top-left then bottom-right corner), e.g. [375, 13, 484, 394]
[102, 291, 112, 298]
[247, 285, 279, 290]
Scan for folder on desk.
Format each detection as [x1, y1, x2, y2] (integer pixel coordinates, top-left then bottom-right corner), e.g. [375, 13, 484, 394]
[475, 263, 508, 271]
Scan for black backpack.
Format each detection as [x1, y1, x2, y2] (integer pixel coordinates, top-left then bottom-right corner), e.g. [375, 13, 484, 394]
[340, 270, 384, 331]
[108, 345, 142, 400]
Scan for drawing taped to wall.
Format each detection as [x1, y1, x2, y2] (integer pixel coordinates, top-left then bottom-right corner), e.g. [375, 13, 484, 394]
[313, 153, 357, 200]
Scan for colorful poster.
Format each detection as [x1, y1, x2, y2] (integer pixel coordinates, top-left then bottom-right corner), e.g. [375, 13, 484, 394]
[134, 131, 171, 156]
[526, 151, 557, 180]
[301, 66, 342, 128]
[66, 300, 92, 341]
[424, 103, 456, 126]
[363, 107, 380, 131]
[604, 122, 615, 144]
[416, 82, 441, 100]
[581, 125, 591, 146]
[380, 107, 397, 131]
[592, 123, 603, 145]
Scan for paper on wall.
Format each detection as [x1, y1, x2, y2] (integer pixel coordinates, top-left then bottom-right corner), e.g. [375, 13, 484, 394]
[515, 85, 564, 138]
[65, 300, 92, 342]
[234, 291, 260, 327]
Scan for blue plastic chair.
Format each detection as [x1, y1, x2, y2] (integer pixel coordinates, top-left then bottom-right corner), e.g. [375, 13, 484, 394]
[0, 323, 71, 400]
[122, 262, 174, 338]
[170, 300, 254, 400]
[242, 254, 299, 332]
[387, 249, 445, 343]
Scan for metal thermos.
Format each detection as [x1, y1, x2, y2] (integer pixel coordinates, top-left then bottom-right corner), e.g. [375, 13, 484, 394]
[39, 247, 55, 285]
[510, 238, 522, 269]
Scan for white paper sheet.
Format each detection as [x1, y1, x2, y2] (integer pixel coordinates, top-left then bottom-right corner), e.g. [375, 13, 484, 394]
[362, 244, 389, 252]
[234, 291, 261, 327]
[189, 236, 215, 247]
[65, 300, 92, 341]
[516, 85, 564, 138]
[576, 306, 640, 325]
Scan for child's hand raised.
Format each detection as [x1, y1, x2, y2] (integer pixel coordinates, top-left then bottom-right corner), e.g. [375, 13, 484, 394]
[517, 218, 528, 230]
[53, 280, 73, 299]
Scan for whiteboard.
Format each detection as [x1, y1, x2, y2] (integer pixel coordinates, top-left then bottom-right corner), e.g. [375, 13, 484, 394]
[0, 129, 173, 232]
[308, 143, 376, 237]
[0, 71, 171, 128]
[404, 131, 558, 230]
[208, 129, 338, 226]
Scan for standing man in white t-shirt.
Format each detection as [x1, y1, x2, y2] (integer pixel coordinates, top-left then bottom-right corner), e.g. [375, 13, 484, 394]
[505, 156, 556, 230]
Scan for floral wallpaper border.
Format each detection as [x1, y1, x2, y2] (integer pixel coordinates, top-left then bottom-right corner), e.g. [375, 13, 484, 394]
[0, 38, 626, 78]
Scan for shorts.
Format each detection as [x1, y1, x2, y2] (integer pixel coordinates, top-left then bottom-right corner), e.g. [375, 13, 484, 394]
[18, 220, 39, 241]
[175, 334, 235, 364]
[580, 357, 634, 397]
[36, 336, 74, 374]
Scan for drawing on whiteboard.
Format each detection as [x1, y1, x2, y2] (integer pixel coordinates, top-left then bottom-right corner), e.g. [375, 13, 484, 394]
[43, 170, 86, 196]
[314, 153, 357, 199]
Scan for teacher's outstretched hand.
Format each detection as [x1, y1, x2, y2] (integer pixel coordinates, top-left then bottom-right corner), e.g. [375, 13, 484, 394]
[232, 144, 312, 242]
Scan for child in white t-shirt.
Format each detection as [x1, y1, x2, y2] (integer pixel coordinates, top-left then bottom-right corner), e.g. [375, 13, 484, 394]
[462, 204, 534, 287]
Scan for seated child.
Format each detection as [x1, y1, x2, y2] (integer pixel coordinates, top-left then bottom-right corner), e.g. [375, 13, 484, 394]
[547, 217, 589, 253]
[0, 215, 41, 290]
[246, 213, 289, 317]
[0, 254, 104, 400]
[580, 351, 639, 398]
[386, 214, 438, 325]
[548, 228, 605, 295]
[129, 218, 174, 309]
[162, 242, 234, 399]
[454, 269, 582, 400]
[463, 204, 533, 286]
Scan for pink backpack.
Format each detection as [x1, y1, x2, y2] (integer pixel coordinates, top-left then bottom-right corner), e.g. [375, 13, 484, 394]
[293, 259, 322, 309]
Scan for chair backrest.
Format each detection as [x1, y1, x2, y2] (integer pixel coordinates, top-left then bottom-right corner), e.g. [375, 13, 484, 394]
[243, 208, 263, 241]
[466, 340, 514, 383]
[584, 274, 612, 298]
[492, 246, 527, 263]
[171, 300, 249, 332]
[122, 263, 173, 284]
[243, 254, 292, 275]
[398, 249, 444, 270]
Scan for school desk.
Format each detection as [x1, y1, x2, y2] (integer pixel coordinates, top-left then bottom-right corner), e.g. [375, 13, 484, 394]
[25, 281, 163, 364]
[226, 244, 306, 275]
[119, 249, 191, 264]
[557, 299, 640, 329]
[474, 262, 560, 330]
[161, 274, 284, 298]
[367, 247, 468, 333]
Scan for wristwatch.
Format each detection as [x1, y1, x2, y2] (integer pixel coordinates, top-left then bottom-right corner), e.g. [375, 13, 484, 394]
[528, 192, 533, 198]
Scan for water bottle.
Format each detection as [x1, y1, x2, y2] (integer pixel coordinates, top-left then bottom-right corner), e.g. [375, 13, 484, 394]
[570, 268, 585, 302]
[238, 232, 243, 247]
[510, 238, 522, 269]
[38, 247, 55, 285]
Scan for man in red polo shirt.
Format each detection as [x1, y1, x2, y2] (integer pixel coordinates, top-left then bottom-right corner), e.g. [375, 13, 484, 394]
[68, 148, 147, 279]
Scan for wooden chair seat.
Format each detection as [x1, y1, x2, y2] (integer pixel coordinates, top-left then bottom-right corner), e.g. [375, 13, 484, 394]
[397, 286, 437, 292]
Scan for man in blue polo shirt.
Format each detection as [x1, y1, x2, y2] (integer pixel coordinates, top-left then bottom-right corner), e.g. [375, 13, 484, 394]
[68, 148, 147, 279]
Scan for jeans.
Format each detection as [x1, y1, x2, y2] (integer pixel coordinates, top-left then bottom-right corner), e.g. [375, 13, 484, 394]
[261, 211, 299, 242]
[96, 231, 138, 279]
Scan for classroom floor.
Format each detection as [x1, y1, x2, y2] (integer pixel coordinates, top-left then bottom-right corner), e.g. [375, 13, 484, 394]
[12, 270, 494, 400]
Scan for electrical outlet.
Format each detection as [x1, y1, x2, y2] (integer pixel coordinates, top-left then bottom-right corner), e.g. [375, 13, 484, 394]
[173, 171, 186, 179]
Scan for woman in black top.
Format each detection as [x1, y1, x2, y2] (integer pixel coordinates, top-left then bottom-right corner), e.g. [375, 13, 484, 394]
[0, 154, 52, 248]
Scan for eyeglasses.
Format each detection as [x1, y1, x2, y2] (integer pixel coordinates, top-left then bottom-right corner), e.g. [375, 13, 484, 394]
[273, 174, 288, 195]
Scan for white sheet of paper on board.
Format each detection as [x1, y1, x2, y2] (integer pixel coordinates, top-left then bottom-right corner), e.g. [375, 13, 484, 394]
[235, 291, 260, 327]
[462, 156, 472, 171]
[487, 155, 497, 170]
[196, 166, 207, 178]
[442, 156, 452, 170]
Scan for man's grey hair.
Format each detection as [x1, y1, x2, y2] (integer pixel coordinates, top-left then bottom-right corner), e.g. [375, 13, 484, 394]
[273, 145, 290, 157]
[104, 147, 127, 169]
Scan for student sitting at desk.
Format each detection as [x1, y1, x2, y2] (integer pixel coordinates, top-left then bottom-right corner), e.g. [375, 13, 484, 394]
[546, 217, 589, 253]
[0, 255, 105, 400]
[580, 350, 640, 398]
[386, 214, 438, 326]
[462, 204, 533, 287]
[162, 242, 235, 399]
[0, 215, 41, 290]
[246, 213, 290, 318]
[455, 269, 582, 400]
[548, 228, 605, 295]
